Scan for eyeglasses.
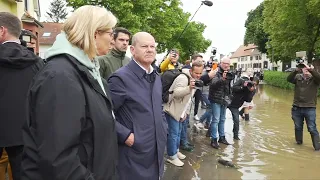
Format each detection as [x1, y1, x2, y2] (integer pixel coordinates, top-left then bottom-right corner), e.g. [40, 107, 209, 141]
[97, 30, 114, 37]
[106, 31, 114, 37]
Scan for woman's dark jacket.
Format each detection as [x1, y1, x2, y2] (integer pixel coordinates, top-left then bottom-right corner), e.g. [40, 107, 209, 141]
[21, 54, 118, 180]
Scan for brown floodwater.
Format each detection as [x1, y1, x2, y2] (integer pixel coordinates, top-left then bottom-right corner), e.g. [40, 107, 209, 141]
[163, 84, 320, 180]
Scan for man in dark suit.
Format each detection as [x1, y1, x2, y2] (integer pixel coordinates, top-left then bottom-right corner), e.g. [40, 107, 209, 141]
[0, 12, 44, 180]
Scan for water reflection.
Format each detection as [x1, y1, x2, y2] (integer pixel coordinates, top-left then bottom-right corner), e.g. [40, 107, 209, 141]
[164, 85, 320, 180]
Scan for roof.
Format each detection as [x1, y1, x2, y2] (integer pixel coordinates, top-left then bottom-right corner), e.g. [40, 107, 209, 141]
[230, 44, 258, 58]
[39, 22, 63, 45]
[21, 12, 43, 28]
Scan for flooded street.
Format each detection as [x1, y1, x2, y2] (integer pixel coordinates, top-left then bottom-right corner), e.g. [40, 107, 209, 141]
[163, 85, 320, 180]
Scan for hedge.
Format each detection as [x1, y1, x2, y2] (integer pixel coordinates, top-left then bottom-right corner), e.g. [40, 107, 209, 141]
[263, 70, 320, 96]
[263, 71, 294, 89]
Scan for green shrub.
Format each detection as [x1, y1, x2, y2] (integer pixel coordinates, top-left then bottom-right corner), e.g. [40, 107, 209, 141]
[264, 70, 320, 96]
[264, 71, 294, 90]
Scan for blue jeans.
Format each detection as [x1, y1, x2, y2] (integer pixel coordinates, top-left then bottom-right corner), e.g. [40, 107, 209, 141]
[291, 106, 319, 136]
[180, 115, 189, 146]
[210, 102, 227, 139]
[166, 113, 182, 158]
[200, 94, 211, 124]
[201, 92, 210, 105]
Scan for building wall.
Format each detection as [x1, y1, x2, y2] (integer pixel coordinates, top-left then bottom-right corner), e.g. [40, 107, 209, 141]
[236, 53, 272, 72]
[0, 0, 20, 16]
[39, 44, 51, 59]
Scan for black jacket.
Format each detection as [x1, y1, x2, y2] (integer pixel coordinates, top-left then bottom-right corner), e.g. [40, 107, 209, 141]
[0, 42, 44, 147]
[208, 67, 233, 105]
[22, 54, 118, 180]
[229, 77, 256, 108]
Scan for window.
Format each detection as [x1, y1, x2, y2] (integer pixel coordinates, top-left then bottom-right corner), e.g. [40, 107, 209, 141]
[255, 56, 259, 60]
[250, 56, 253, 61]
[259, 55, 262, 60]
[42, 32, 51, 37]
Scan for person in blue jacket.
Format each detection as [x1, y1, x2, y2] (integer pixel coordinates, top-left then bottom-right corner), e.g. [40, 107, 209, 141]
[108, 32, 168, 180]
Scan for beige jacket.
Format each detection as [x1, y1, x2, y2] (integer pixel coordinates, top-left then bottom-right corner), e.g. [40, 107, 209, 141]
[164, 69, 195, 121]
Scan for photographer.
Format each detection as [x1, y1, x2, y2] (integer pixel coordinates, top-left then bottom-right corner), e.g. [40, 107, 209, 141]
[163, 61, 204, 166]
[228, 77, 257, 140]
[160, 49, 180, 72]
[287, 61, 320, 151]
[208, 57, 234, 149]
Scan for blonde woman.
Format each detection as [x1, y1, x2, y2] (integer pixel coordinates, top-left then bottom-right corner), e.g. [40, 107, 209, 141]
[21, 6, 118, 179]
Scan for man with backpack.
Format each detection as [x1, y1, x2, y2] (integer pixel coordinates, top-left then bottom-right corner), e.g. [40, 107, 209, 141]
[163, 61, 204, 167]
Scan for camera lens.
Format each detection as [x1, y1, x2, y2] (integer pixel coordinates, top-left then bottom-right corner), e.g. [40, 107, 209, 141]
[195, 80, 204, 87]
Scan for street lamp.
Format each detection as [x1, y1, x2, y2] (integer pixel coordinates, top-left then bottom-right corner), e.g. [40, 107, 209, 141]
[168, 0, 213, 54]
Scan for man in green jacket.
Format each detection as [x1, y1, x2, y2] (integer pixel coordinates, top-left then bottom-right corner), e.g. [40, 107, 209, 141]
[97, 27, 131, 79]
[287, 62, 320, 151]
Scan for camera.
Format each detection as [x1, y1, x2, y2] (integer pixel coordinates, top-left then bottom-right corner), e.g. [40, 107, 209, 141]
[195, 79, 204, 87]
[226, 71, 234, 80]
[246, 81, 254, 88]
[296, 51, 306, 68]
[296, 58, 306, 68]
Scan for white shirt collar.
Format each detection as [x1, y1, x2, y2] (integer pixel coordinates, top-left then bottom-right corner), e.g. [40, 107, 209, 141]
[132, 59, 154, 74]
[2, 40, 21, 44]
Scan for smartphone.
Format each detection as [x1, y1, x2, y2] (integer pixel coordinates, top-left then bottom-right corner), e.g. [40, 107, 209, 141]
[212, 63, 218, 70]
[171, 50, 177, 58]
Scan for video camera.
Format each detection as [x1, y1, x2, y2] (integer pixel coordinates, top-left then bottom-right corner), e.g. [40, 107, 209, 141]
[296, 51, 307, 68]
[19, 29, 36, 53]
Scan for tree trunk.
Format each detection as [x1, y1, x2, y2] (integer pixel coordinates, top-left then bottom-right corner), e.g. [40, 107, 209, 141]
[309, 21, 320, 64]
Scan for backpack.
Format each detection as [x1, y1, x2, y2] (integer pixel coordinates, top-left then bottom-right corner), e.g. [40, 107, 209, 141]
[161, 69, 190, 103]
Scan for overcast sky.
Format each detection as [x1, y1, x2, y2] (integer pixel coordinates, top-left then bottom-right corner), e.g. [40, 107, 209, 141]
[40, 0, 263, 59]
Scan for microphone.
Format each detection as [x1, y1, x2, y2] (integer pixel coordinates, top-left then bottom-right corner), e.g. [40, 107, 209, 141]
[202, 0, 213, 6]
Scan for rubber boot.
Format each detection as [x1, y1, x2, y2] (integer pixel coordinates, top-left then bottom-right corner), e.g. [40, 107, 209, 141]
[311, 134, 320, 151]
[239, 108, 244, 118]
[234, 135, 240, 140]
[295, 130, 303, 145]
[244, 114, 250, 121]
[211, 138, 220, 149]
[218, 136, 231, 145]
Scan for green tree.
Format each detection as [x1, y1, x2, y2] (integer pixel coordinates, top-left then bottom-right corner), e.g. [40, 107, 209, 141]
[244, 2, 269, 54]
[263, 0, 320, 63]
[46, 0, 68, 23]
[66, 0, 211, 62]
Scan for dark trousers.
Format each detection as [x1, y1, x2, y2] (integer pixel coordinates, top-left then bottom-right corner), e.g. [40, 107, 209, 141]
[229, 107, 240, 137]
[194, 89, 202, 116]
[0, 146, 23, 180]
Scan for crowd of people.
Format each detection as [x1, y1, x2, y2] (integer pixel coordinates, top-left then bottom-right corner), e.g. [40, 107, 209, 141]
[0, 4, 319, 180]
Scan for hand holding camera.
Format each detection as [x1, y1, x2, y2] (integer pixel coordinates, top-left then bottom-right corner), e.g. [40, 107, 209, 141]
[222, 71, 227, 80]
[190, 79, 195, 90]
[169, 50, 177, 60]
